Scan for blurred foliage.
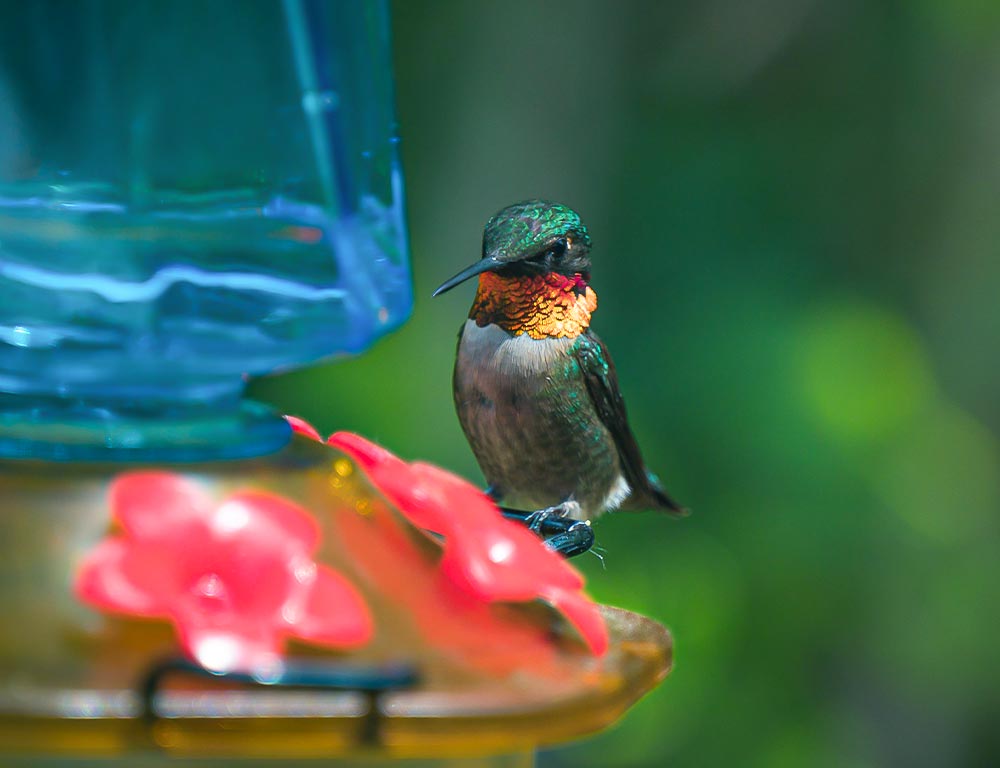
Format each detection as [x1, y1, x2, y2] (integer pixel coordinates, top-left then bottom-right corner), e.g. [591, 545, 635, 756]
[249, 1, 1000, 765]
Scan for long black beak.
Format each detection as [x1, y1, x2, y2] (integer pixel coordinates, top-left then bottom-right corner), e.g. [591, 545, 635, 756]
[432, 256, 503, 297]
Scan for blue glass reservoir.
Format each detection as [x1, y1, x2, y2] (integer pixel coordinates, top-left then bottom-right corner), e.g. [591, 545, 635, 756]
[0, 0, 411, 459]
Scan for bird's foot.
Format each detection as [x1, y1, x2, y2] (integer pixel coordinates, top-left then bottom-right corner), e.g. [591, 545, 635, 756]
[543, 519, 594, 559]
[498, 501, 593, 558]
[525, 500, 581, 531]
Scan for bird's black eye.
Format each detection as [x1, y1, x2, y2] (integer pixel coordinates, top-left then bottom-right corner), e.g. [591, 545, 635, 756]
[545, 238, 568, 260]
[514, 237, 570, 275]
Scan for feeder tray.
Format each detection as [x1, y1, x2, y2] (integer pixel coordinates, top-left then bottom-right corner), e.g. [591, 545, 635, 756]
[0, 435, 673, 762]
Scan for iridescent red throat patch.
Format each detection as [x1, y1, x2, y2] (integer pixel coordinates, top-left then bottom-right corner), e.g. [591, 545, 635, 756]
[470, 271, 598, 339]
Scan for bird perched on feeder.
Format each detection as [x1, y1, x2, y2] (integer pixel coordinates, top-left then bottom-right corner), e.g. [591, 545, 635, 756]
[433, 200, 686, 540]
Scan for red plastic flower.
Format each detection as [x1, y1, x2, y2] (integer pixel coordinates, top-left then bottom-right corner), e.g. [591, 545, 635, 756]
[75, 472, 373, 674]
[324, 429, 608, 656]
[336, 487, 570, 677]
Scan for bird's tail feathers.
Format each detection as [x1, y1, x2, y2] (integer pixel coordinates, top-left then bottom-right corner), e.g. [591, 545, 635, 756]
[641, 470, 689, 517]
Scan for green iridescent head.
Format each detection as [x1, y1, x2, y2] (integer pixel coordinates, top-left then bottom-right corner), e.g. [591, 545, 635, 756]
[482, 200, 592, 262]
[434, 200, 593, 296]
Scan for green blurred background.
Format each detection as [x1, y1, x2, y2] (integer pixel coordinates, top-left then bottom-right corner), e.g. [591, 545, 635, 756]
[250, 1, 1000, 765]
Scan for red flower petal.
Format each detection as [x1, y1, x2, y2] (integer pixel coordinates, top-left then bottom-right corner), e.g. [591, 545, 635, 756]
[540, 586, 609, 656]
[219, 491, 321, 553]
[75, 539, 169, 616]
[329, 432, 446, 532]
[110, 472, 210, 542]
[285, 415, 322, 442]
[293, 564, 373, 647]
[327, 431, 401, 474]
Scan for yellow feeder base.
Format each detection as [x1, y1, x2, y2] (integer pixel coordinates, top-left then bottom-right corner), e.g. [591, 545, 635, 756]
[0, 437, 673, 762]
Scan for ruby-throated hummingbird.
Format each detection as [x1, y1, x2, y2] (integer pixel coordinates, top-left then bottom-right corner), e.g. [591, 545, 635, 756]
[434, 200, 686, 536]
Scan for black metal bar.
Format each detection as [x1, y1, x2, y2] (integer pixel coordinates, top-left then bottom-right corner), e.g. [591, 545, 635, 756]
[139, 656, 418, 747]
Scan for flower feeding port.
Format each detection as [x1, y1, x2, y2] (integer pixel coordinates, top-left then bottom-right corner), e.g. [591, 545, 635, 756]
[0, 0, 673, 765]
[0, 429, 672, 764]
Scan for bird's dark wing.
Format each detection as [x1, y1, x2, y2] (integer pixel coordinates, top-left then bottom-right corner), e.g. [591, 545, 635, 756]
[573, 329, 687, 515]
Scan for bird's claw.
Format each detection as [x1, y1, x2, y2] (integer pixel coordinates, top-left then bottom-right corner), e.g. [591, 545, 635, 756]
[525, 500, 577, 529]
[542, 519, 594, 559]
[525, 508, 550, 532]
[498, 501, 593, 558]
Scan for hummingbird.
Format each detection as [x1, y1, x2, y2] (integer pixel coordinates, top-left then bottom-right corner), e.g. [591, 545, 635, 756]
[433, 200, 686, 539]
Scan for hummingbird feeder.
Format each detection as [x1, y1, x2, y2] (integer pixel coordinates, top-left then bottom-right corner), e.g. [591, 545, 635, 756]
[0, 1, 673, 766]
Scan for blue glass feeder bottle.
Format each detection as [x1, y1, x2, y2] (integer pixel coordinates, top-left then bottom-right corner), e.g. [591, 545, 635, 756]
[0, 0, 411, 461]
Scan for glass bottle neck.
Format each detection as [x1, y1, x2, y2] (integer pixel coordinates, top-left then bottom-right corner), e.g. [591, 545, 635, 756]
[0, 390, 290, 462]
